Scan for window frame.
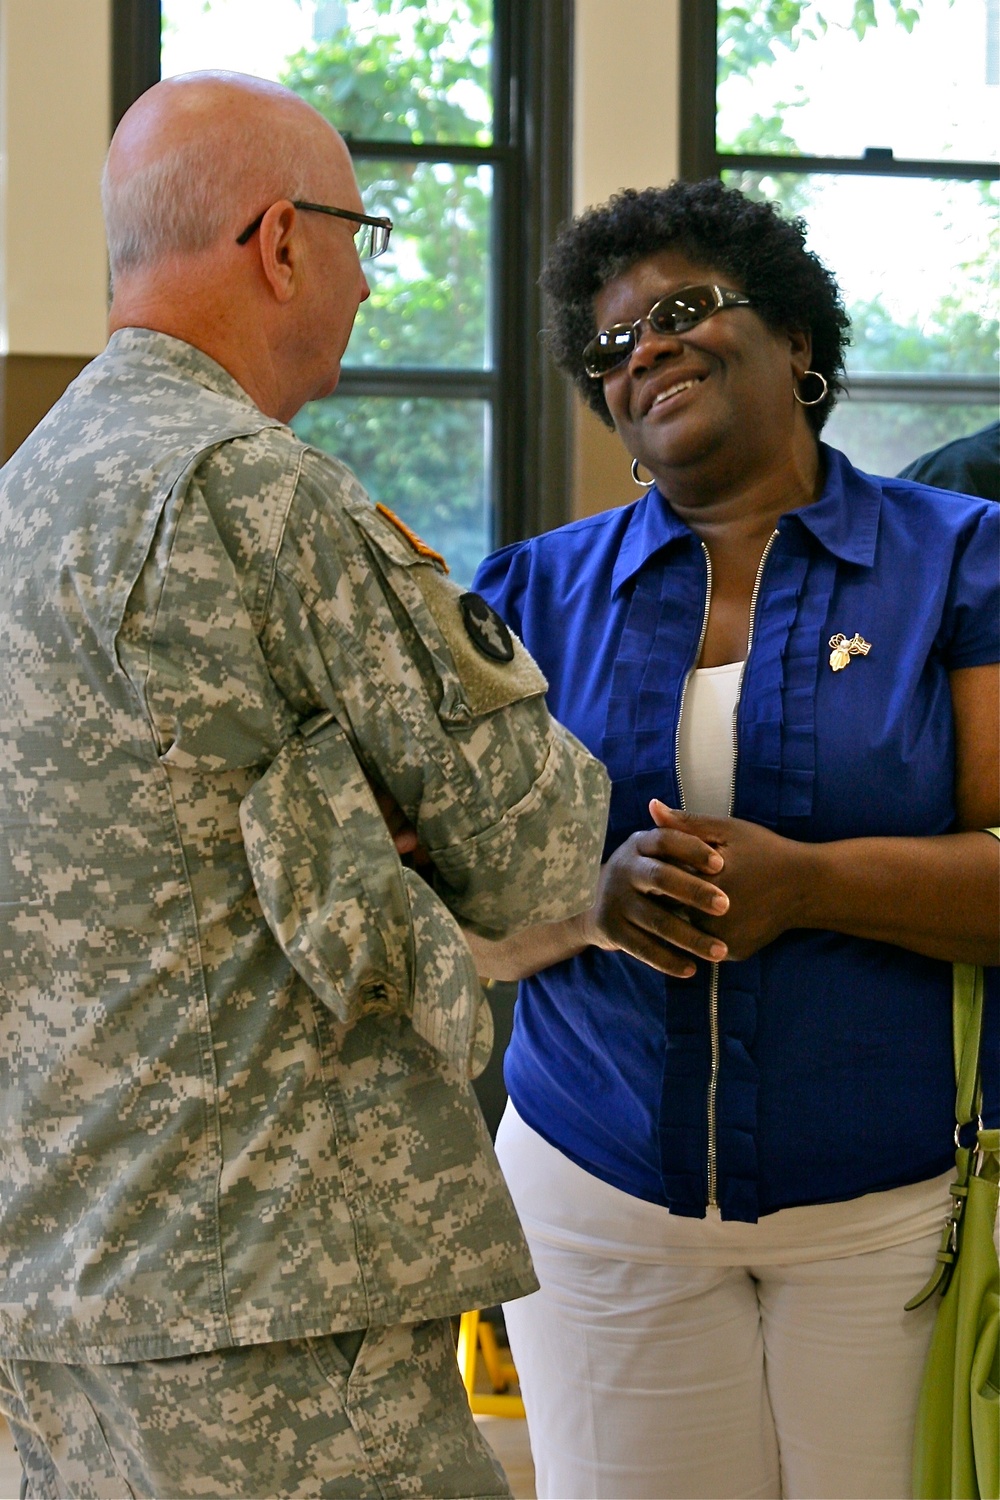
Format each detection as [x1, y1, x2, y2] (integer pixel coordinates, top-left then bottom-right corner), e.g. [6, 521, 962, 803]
[112, 0, 575, 551]
[678, 2, 1000, 413]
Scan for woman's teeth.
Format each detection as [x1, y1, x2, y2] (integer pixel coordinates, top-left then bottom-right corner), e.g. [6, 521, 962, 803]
[651, 378, 699, 409]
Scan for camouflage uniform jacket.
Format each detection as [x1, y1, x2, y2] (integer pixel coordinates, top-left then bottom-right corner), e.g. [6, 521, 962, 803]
[0, 329, 610, 1363]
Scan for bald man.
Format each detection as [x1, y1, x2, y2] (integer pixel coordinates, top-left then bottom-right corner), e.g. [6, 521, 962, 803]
[0, 73, 608, 1498]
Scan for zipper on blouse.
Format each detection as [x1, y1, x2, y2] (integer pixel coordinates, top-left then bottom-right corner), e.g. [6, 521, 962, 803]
[673, 542, 712, 813]
[705, 528, 779, 1209]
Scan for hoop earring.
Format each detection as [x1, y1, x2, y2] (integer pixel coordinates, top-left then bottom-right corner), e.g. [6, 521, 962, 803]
[631, 458, 655, 487]
[793, 370, 829, 407]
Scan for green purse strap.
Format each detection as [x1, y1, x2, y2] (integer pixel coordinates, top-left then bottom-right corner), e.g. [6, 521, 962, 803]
[906, 826, 1000, 1311]
[955, 826, 1000, 1124]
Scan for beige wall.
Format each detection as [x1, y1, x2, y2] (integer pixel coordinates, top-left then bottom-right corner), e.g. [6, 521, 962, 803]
[0, 0, 110, 356]
[573, 0, 681, 215]
[0, 0, 110, 458]
[570, 0, 682, 520]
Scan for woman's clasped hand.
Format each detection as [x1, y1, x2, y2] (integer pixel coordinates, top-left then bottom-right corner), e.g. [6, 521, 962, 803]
[580, 800, 731, 976]
[588, 798, 823, 972]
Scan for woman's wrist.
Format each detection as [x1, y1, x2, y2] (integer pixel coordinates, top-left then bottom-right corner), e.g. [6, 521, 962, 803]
[785, 835, 828, 932]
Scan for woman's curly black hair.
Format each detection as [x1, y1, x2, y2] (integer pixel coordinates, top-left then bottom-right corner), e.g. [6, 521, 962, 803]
[540, 179, 851, 434]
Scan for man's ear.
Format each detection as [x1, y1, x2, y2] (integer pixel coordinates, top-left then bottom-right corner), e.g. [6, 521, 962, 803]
[257, 201, 299, 304]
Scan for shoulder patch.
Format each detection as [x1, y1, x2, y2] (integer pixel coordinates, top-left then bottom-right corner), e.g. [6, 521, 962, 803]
[375, 503, 449, 572]
[411, 568, 547, 719]
[459, 592, 515, 663]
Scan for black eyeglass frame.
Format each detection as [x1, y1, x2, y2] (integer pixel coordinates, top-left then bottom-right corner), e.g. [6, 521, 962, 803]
[583, 284, 752, 378]
[235, 200, 393, 259]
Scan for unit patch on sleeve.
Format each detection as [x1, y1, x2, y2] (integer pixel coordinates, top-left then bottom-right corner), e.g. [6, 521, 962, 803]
[459, 592, 515, 663]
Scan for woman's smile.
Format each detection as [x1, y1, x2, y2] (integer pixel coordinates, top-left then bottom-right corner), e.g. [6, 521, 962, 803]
[640, 370, 708, 421]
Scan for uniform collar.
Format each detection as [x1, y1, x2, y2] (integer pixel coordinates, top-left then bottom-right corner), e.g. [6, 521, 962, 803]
[106, 326, 267, 415]
[611, 443, 881, 596]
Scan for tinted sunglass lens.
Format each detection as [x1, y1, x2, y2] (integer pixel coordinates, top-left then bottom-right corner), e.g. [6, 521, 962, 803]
[585, 286, 747, 377]
[649, 287, 716, 335]
[584, 326, 635, 376]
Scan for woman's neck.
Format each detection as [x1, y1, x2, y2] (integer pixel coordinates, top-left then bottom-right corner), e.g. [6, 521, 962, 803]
[661, 439, 826, 670]
[660, 434, 824, 548]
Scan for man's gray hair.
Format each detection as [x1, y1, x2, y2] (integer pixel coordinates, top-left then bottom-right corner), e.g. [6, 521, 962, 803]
[101, 118, 310, 280]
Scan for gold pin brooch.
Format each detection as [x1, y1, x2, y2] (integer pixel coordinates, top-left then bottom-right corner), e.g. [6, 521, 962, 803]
[828, 633, 871, 671]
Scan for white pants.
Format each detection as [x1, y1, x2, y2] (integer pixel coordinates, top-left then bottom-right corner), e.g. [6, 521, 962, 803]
[497, 1103, 943, 1500]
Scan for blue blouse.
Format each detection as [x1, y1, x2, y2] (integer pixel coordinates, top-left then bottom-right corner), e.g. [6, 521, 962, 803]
[473, 447, 999, 1222]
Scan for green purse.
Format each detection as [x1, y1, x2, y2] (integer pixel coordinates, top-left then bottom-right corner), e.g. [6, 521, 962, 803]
[906, 840, 1000, 1500]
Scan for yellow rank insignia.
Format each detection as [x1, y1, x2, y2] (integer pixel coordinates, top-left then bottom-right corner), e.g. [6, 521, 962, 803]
[375, 503, 449, 572]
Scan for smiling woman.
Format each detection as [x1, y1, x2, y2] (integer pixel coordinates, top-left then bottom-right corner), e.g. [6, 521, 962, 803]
[465, 178, 1000, 1500]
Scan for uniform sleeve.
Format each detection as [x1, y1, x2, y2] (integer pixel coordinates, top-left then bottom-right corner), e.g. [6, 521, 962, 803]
[238, 709, 495, 1074]
[255, 450, 610, 941]
[940, 502, 1000, 669]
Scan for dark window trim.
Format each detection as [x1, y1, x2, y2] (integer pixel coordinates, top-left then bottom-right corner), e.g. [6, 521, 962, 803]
[338, 140, 510, 164]
[844, 374, 1000, 404]
[495, 0, 575, 543]
[337, 369, 497, 400]
[679, 3, 998, 186]
[718, 151, 998, 182]
[112, 0, 161, 130]
[678, 0, 717, 183]
[113, 0, 574, 552]
[678, 1, 998, 403]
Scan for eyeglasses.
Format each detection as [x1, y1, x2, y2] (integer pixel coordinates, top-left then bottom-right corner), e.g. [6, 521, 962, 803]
[235, 201, 393, 261]
[583, 284, 751, 378]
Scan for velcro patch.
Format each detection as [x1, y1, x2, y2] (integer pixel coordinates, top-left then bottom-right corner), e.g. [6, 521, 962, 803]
[412, 568, 547, 719]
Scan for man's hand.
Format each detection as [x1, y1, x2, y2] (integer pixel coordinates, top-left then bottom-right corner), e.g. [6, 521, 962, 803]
[370, 782, 431, 866]
[581, 810, 731, 977]
[649, 801, 810, 960]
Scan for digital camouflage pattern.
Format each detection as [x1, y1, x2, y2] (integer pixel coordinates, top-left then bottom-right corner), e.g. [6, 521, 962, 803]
[0, 328, 610, 1362]
[1, 1318, 512, 1498]
[239, 710, 496, 1076]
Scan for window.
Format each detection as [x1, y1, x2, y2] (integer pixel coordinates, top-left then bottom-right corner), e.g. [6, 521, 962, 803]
[681, 1, 999, 477]
[115, 0, 573, 582]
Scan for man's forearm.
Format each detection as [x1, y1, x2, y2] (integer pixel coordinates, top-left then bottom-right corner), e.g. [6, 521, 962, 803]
[464, 910, 594, 981]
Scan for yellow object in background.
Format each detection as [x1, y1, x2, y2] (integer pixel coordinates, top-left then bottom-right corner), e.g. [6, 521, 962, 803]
[457, 1310, 526, 1419]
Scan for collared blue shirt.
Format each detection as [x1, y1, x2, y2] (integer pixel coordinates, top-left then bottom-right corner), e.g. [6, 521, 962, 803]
[474, 446, 999, 1221]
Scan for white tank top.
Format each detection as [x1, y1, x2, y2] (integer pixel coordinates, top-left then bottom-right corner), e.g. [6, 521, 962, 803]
[667, 659, 951, 1245]
[676, 660, 743, 815]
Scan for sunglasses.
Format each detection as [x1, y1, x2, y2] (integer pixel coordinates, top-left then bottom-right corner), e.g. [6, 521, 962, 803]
[583, 284, 752, 378]
[236, 201, 393, 261]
